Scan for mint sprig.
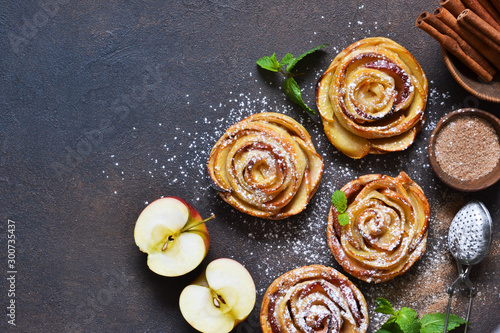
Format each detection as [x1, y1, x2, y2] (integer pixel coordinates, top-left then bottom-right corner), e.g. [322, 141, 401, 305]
[256, 53, 281, 72]
[283, 77, 316, 115]
[256, 44, 328, 115]
[286, 44, 328, 72]
[375, 297, 396, 315]
[331, 190, 349, 226]
[375, 297, 467, 333]
[420, 313, 467, 333]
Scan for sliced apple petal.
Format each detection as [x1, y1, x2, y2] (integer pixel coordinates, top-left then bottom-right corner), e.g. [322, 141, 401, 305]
[146, 232, 206, 277]
[370, 127, 417, 152]
[324, 117, 370, 159]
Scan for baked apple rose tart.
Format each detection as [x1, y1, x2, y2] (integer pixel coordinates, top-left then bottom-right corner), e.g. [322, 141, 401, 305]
[207, 112, 323, 220]
[316, 37, 428, 159]
[260, 265, 368, 333]
[327, 172, 430, 283]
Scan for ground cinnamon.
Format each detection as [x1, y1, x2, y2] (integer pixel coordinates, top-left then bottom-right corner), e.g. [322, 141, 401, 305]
[435, 115, 500, 181]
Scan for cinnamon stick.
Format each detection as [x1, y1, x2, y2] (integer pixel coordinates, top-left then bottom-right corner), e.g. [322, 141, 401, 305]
[461, 0, 500, 30]
[436, 7, 500, 70]
[416, 13, 493, 82]
[423, 10, 496, 76]
[440, 0, 467, 17]
[458, 9, 500, 45]
[492, 0, 500, 15]
[476, 0, 500, 25]
[458, 18, 500, 57]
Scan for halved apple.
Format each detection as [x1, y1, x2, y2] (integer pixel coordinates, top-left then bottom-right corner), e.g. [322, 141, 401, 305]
[179, 258, 256, 333]
[134, 197, 211, 277]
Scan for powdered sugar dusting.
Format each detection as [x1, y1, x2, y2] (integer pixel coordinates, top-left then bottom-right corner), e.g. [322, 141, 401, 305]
[99, 42, 498, 331]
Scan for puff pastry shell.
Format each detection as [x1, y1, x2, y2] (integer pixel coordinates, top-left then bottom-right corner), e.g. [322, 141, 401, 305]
[327, 172, 430, 283]
[207, 112, 323, 219]
[317, 37, 428, 159]
[261, 265, 368, 333]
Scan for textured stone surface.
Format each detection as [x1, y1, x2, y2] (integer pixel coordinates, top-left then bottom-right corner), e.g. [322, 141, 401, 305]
[1, 0, 499, 332]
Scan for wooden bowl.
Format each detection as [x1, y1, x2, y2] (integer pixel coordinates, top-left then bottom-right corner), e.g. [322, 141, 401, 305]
[441, 48, 500, 103]
[428, 108, 500, 191]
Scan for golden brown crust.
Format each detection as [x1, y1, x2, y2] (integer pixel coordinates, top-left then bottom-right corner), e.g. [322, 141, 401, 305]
[207, 112, 323, 220]
[260, 265, 368, 333]
[316, 37, 428, 159]
[326, 172, 430, 283]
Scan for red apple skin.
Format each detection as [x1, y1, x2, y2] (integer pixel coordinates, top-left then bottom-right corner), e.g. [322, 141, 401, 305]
[172, 196, 201, 219]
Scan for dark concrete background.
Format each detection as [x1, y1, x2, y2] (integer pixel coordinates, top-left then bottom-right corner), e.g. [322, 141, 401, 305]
[1, 0, 499, 332]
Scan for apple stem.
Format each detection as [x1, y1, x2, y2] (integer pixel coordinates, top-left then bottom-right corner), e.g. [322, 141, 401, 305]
[181, 214, 215, 232]
[161, 214, 215, 251]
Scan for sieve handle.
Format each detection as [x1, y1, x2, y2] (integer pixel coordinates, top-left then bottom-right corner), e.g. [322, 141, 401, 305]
[462, 268, 476, 333]
[443, 285, 455, 333]
[444, 273, 462, 333]
[444, 264, 473, 333]
[463, 287, 475, 333]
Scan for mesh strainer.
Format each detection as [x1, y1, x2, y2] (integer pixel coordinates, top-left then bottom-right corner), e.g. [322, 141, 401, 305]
[444, 200, 492, 333]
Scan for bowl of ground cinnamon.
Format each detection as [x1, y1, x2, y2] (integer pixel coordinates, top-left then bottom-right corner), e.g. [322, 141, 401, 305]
[429, 108, 500, 191]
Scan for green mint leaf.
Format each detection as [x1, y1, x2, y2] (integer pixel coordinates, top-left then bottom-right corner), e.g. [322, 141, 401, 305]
[256, 53, 280, 72]
[395, 307, 421, 333]
[331, 190, 348, 213]
[286, 43, 328, 72]
[375, 298, 466, 333]
[338, 212, 350, 226]
[420, 313, 467, 333]
[280, 53, 295, 67]
[376, 320, 404, 333]
[282, 77, 317, 115]
[375, 297, 396, 315]
[376, 328, 397, 333]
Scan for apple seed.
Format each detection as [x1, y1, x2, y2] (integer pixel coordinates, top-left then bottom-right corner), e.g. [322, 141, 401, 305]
[217, 294, 226, 305]
[213, 297, 220, 308]
[212, 293, 226, 309]
[161, 235, 175, 251]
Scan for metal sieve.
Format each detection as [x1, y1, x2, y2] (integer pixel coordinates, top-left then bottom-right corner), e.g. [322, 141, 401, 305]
[444, 200, 492, 333]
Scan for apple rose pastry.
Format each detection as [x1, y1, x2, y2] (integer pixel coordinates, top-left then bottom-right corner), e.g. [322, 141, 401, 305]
[327, 172, 430, 283]
[207, 112, 323, 219]
[316, 37, 428, 159]
[260, 265, 368, 333]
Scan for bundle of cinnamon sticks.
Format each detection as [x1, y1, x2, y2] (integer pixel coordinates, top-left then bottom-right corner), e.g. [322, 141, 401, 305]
[416, 0, 500, 82]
